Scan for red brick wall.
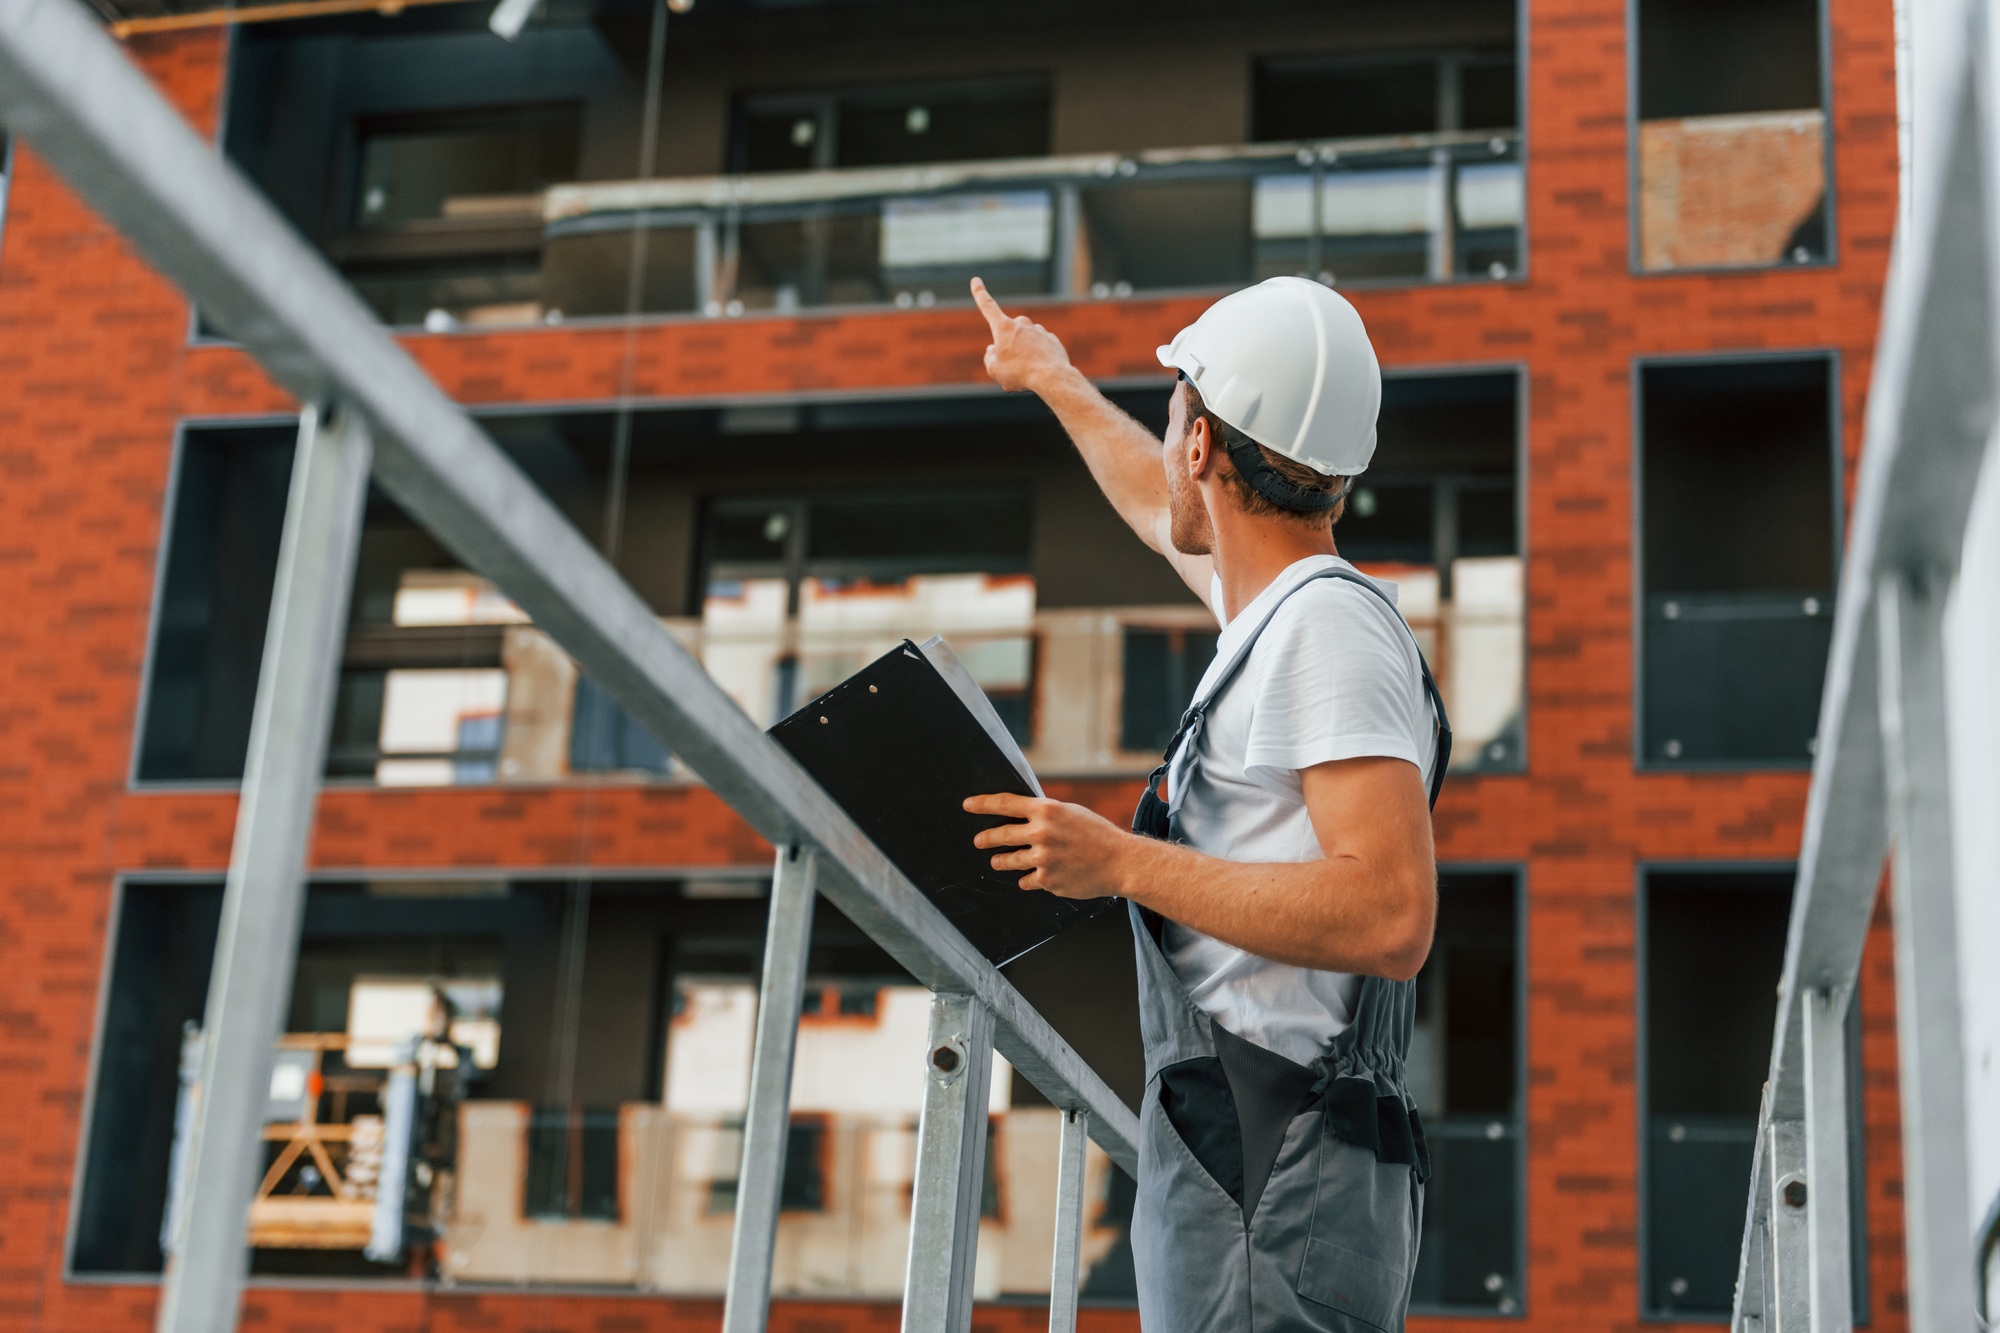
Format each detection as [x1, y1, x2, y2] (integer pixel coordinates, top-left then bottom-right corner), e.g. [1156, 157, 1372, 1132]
[0, 0, 1910, 1327]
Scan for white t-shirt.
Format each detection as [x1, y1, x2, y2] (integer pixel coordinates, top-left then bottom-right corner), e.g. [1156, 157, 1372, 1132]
[1161, 554, 1438, 1067]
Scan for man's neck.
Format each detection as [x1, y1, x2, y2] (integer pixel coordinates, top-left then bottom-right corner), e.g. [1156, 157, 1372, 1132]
[1208, 505, 1339, 622]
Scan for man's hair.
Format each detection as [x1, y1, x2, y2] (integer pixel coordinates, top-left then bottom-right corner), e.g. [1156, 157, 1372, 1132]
[1179, 379, 1349, 528]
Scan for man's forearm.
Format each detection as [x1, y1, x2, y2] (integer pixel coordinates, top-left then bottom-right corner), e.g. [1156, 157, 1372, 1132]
[1031, 364, 1174, 550]
[1112, 834, 1433, 980]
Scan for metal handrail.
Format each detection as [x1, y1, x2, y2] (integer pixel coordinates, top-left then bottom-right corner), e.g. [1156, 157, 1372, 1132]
[0, 1, 1135, 1330]
[1727, 1, 1992, 1329]
[543, 129, 1524, 223]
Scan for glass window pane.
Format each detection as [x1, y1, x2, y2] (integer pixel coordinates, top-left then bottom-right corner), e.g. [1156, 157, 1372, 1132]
[354, 104, 581, 229]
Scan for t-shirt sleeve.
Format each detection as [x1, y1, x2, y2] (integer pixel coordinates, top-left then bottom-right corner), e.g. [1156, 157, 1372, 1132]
[1238, 580, 1428, 797]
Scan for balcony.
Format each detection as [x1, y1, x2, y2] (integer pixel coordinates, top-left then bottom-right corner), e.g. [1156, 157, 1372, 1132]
[335, 133, 1522, 331]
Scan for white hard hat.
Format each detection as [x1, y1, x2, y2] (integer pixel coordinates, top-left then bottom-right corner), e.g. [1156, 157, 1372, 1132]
[1155, 276, 1382, 479]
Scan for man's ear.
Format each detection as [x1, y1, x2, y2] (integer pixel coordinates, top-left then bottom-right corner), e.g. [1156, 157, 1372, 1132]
[1184, 414, 1215, 479]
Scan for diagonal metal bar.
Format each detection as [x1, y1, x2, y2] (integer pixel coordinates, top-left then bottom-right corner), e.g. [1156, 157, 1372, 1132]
[0, 0, 1137, 1175]
[722, 846, 817, 1333]
[156, 405, 372, 1333]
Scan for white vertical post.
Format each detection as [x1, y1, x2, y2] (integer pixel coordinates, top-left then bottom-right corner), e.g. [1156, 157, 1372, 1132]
[1047, 1108, 1090, 1333]
[1767, 1120, 1812, 1333]
[1877, 572, 1976, 1333]
[156, 404, 373, 1333]
[1801, 986, 1852, 1333]
[903, 992, 995, 1333]
[722, 845, 818, 1333]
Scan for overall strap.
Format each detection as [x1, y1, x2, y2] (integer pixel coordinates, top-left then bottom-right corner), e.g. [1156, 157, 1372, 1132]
[1154, 567, 1454, 811]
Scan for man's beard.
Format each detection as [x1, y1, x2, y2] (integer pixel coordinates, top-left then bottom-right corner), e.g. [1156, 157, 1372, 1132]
[1166, 457, 1214, 556]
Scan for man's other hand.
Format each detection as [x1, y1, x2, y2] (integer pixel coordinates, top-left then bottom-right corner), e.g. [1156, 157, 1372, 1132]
[972, 277, 1073, 395]
[964, 792, 1131, 900]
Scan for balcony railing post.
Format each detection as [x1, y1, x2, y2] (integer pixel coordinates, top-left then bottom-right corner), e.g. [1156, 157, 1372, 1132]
[155, 403, 372, 1333]
[1427, 146, 1456, 282]
[903, 992, 996, 1333]
[1876, 571, 1976, 1333]
[1050, 184, 1082, 297]
[1766, 1119, 1812, 1333]
[1801, 987, 1852, 1333]
[695, 216, 720, 314]
[1307, 154, 1325, 282]
[722, 844, 819, 1333]
[1047, 1107, 1090, 1333]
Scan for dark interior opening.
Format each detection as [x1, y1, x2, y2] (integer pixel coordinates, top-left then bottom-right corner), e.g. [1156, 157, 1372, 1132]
[1637, 0, 1822, 120]
[1254, 52, 1518, 141]
[1409, 870, 1522, 1313]
[1640, 357, 1837, 765]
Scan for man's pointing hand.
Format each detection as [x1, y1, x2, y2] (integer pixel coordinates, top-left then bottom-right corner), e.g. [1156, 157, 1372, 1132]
[972, 276, 1075, 396]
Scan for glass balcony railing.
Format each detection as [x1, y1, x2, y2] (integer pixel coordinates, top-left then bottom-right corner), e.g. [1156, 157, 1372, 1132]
[354, 132, 1521, 331]
[338, 555, 1523, 789]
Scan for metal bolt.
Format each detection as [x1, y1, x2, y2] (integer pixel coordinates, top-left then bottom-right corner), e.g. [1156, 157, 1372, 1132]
[868, 684, 878, 694]
[931, 1044, 960, 1074]
[819, 716, 829, 724]
[1782, 1177, 1808, 1209]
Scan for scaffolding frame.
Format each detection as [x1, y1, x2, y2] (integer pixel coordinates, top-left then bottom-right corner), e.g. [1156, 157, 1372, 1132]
[1728, 1, 1996, 1330]
[0, 1, 1138, 1329]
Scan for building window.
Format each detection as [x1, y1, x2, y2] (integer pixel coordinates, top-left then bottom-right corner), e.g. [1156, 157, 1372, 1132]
[1255, 51, 1519, 140]
[136, 418, 621, 788]
[136, 425, 295, 782]
[697, 490, 1036, 736]
[1409, 870, 1523, 1314]
[1639, 357, 1837, 766]
[1248, 52, 1523, 284]
[1640, 869, 1865, 1318]
[1634, 0, 1829, 270]
[733, 78, 1050, 174]
[1343, 372, 1524, 771]
[525, 1106, 620, 1220]
[1119, 626, 1219, 754]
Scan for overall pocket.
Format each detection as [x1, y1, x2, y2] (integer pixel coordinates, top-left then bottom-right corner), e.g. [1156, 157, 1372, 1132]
[1295, 1123, 1421, 1331]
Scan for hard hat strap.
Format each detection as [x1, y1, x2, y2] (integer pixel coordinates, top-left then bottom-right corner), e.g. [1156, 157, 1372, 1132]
[1222, 436, 1345, 514]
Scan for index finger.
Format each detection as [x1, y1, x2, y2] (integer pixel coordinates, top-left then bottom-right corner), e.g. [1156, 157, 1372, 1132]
[963, 791, 1038, 818]
[969, 277, 1010, 335]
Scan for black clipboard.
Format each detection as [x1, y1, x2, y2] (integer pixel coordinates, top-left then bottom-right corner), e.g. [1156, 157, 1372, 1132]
[769, 639, 1119, 965]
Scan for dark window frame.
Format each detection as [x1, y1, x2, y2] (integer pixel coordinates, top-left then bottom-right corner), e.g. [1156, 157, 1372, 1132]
[1408, 863, 1529, 1319]
[1624, 0, 1839, 275]
[730, 75, 1052, 175]
[1630, 350, 1845, 773]
[1251, 47, 1522, 142]
[1633, 862, 1869, 1324]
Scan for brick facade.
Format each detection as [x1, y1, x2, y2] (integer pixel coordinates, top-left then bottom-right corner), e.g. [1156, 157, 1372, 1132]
[0, 0, 1908, 1329]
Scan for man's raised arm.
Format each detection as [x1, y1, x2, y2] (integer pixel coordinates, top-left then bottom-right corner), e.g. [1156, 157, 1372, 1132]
[972, 278, 1213, 597]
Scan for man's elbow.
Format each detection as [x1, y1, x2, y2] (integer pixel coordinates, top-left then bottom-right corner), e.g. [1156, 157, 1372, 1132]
[1372, 878, 1436, 982]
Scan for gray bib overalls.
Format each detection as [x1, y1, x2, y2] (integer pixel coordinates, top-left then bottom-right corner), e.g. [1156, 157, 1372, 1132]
[1125, 567, 1451, 1333]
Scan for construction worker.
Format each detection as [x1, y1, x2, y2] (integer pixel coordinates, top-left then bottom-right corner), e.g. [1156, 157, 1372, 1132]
[966, 275, 1449, 1333]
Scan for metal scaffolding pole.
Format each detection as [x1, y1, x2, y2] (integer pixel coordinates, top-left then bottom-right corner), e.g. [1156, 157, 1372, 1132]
[722, 846, 818, 1333]
[903, 994, 996, 1333]
[1046, 1108, 1090, 1333]
[155, 405, 373, 1333]
[1877, 574, 1974, 1333]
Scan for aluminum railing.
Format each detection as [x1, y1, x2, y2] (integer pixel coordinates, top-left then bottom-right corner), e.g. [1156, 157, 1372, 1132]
[1726, 1, 1995, 1330]
[0, 2, 1138, 1330]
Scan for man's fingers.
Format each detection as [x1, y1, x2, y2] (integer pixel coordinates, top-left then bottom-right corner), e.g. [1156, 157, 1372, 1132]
[972, 822, 1035, 849]
[969, 277, 1010, 335]
[989, 848, 1038, 873]
[965, 792, 1038, 817]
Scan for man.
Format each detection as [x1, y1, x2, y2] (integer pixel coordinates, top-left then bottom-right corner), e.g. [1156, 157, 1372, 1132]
[964, 275, 1448, 1332]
